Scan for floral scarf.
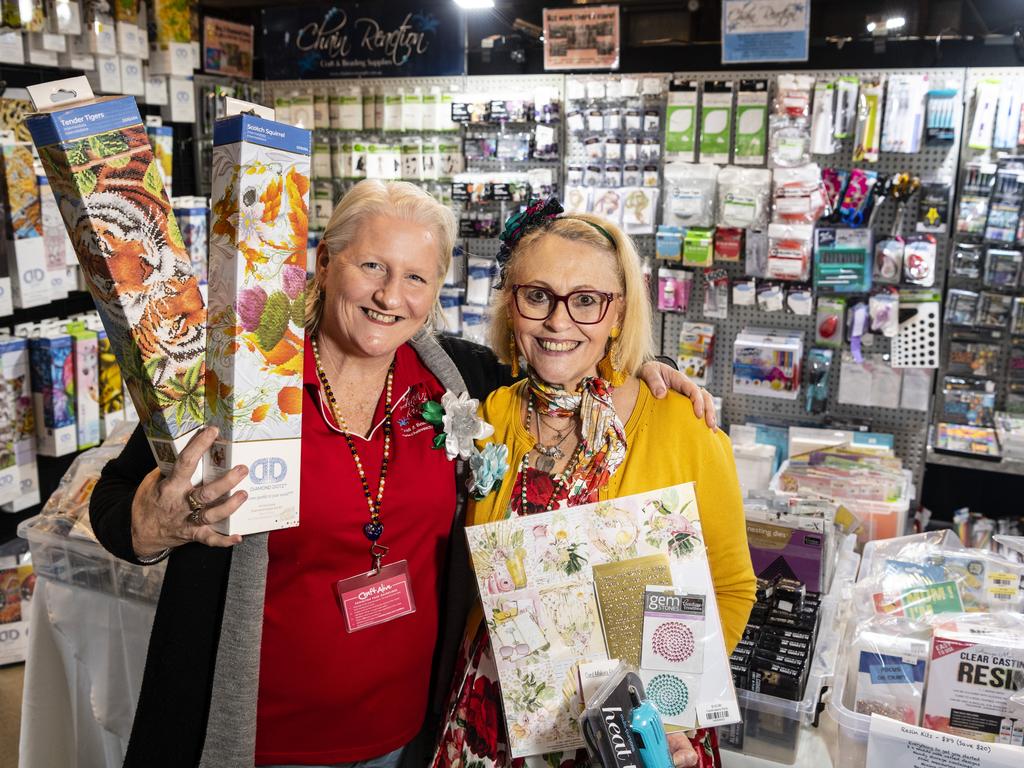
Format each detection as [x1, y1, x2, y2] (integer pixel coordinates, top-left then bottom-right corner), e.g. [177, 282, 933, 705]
[529, 373, 627, 505]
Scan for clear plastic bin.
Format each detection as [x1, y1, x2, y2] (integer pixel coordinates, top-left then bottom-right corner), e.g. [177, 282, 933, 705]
[825, 623, 871, 768]
[721, 547, 860, 764]
[17, 515, 165, 604]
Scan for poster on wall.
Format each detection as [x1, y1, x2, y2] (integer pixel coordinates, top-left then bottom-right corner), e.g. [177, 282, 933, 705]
[204, 17, 254, 79]
[543, 5, 620, 71]
[722, 0, 810, 64]
[260, 2, 465, 79]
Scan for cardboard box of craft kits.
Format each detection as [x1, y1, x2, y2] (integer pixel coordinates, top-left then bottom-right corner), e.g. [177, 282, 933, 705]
[29, 332, 77, 457]
[96, 328, 127, 439]
[0, 345, 20, 506]
[25, 77, 206, 475]
[146, 122, 173, 191]
[923, 615, 1024, 742]
[66, 323, 101, 450]
[0, 336, 37, 510]
[0, 142, 49, 309]
[205, 110, 309, 535]
[37, 175, 71, 300]
[0, 554, 35, 665]
[172, 196, 207, 283]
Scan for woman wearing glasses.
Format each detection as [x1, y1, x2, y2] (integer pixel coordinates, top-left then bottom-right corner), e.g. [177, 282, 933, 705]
[432, 200, 755, 768]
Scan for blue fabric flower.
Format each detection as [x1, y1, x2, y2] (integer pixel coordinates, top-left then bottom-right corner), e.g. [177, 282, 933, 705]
[469, 443, 509, 500]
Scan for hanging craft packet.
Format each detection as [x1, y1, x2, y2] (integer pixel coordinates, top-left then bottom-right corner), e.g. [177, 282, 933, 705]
[464, 483, 740, 758]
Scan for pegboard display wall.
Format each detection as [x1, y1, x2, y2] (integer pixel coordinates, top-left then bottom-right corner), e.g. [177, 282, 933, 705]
[649, 68, 967, 494]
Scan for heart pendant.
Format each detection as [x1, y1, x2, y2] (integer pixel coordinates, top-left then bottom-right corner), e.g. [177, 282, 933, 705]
[363, 521, 384, 541]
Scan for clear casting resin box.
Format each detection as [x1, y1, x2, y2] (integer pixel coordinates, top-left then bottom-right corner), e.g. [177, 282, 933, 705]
[26, 78, 206, 475]
[206, 113, 310, 535]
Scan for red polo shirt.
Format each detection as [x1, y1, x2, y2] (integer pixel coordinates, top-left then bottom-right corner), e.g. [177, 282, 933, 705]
[255, 340, 457, 764]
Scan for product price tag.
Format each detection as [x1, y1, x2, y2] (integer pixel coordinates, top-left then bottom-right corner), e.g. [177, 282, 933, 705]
[867, 714, 1024, 767]
[335, 560, 416, 633]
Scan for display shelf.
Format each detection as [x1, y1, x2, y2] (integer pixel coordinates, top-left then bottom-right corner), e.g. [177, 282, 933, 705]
[925, 447, 1024, 476]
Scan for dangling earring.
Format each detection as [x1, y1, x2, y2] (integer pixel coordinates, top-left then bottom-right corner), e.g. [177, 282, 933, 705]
[598, 327, 627, 387]
[509, 328, 520, 377]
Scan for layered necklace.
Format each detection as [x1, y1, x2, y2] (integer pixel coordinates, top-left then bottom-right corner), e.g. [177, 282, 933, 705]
[311, 336, 395, 561]
[521, 391, 581, 512]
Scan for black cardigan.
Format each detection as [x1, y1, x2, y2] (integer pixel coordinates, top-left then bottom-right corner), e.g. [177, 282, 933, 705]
[89, 335, 511, 767]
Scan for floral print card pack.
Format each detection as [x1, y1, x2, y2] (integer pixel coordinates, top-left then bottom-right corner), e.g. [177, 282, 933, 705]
[464, 482, 739, 757]
[203, 114, 310, 536]
[27, 95, 206, 474]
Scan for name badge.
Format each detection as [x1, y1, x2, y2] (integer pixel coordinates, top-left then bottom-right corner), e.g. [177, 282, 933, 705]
[335, 560, 416, 633]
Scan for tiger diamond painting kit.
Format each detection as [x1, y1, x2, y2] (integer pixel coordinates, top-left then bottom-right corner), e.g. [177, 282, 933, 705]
[205, 111, 310, 535]
[25, 77, 206, 475]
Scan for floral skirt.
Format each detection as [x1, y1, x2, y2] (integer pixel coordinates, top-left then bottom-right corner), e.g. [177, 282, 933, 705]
[430, 620, 722, 768]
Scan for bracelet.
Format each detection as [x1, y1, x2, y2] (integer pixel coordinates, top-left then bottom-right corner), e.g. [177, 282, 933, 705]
[135, 548, 171, 565]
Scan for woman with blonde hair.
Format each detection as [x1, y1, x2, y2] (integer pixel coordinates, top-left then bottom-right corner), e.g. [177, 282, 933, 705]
[89, 181, 714, 768]
[433, 199, 755, 768]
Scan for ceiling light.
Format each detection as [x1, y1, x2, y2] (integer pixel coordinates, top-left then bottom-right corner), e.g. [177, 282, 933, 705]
[866, 21, 877, 32]
[454, 0, 495, 9]
[886, 16, 906, 31]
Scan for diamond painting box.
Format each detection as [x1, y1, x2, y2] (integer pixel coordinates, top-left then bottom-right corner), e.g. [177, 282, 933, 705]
[25, 78, 206, 475]
[0, 141, 49, 309]
[0, 336, 36, 510]
[29, 331, 77, 457]
[205, 110, 310, 535]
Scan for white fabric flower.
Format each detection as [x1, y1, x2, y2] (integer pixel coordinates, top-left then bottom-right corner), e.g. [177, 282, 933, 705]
[440, 390, 494, 460]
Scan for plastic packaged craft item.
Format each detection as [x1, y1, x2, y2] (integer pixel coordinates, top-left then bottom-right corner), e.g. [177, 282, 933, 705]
[869, 292, 899, 338]
[810, 80, 836, 155]
[881, 75, 928, 154]
[767, 223, 814, 282]
[717, 166, 771, 229]
[813, 228, 873, 294]
[838, 168, 878, 227]
[657, 268, 692, 313]
[916, 181, 951, 234]
[926, 85, 959, 144]
[734, 80, 769, 166]
[662, 163, 718, 228]
[656, 225, 683, 262]
[957, 161, 997, 236]
[984, 158, 1024, 244]
[677, 322, 715, 386]
[745, 229, 768, 278]
[852, 78, 884, 163]
[683, 228, 714, 268]
[26, 77, 206, 475]
[755, 282, 783, 312]
[772, 164, 825, 225]
[820, 167, 849, 219]
[903, 236, 937, 287]
[581, 664, 669, 768]
[848, 616, 930, 725]
[833, 77, 859, 140]
[815, 297, 846, 348]
[984, 248, 1023, 290]
[703, 269, 729, 319]
[714, 228, 743, 262]
[874, 237, 904, 284]
[923, 613, 1024, 742]
[732, 329, 803, 399]
[774, 74, 815, 119]
[769, 115, 811, 167]
[805, 348, 833, 414]
[968, 79, 1001, 151]
[951, 243, 984, 279]
[698, 81, 734, 165]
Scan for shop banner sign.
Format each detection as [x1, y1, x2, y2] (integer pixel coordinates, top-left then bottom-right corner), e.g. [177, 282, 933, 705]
[204, 17, 254, 79]
[543, 5, 620, 71]
[261, 3, 465, 79]
[722, 0, 810, 64]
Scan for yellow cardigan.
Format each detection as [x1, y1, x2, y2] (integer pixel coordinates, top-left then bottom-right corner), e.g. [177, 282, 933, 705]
[470, 379, 756, 653]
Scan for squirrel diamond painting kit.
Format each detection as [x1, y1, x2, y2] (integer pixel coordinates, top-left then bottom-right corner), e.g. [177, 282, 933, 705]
[25, 78, 206, 475]
[205, 111, 310, 535]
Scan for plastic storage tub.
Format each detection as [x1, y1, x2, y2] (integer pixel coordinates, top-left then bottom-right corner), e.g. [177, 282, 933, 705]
[18, 515, 165, 604]
[825, 623, 871, 768]
[721, 546, 860, 764]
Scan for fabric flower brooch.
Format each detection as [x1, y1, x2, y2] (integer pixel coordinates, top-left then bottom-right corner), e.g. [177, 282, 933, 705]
[421, 391, 508, 499]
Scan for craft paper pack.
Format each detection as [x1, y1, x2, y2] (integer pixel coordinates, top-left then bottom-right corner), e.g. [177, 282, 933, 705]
[465, 483, 739, 758]
[206, 113, 310, 535]
[27, 83, 207, 474]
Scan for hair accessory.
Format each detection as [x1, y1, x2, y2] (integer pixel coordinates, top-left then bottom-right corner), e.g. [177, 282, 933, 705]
[495, 196, 564, 285]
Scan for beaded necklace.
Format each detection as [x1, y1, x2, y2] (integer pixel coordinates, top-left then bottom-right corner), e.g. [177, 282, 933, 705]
[521, 395, 581, 513]
[311, 336, 395, 563]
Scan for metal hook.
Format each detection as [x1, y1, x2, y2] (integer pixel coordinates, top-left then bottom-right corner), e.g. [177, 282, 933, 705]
[370, 542, 389, 574]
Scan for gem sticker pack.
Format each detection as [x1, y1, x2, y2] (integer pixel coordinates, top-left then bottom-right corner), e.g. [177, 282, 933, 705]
[205, 113, 310, 535]
[26, 79, 206, 474]
[464, 483, 739, 758]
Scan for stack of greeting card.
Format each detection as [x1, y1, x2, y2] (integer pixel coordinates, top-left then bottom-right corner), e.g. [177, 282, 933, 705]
[465, 483, 739, 758]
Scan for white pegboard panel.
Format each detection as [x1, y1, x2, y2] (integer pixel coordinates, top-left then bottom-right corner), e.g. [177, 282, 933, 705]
[263, 74, 566, 103]
[654, 68, 968, 496]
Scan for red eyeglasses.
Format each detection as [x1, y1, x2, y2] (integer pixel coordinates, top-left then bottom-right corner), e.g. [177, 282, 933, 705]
[511, 284, 620, 325]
